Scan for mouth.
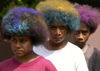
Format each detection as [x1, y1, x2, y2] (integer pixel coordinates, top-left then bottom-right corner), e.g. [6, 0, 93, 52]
[15, 49, 24, 54]
[54, 37, 62, 40]
[53, 37, 64, 42]
[75, 41, 84, 45]
[77, 41, 84, 43]
[76, 41, 82, 43]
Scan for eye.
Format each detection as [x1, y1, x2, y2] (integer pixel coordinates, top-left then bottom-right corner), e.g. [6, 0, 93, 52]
[49, 26, 56, 30]
[11, 38, 17, 44]
[20, 39, 27, 43]
[73, 31, 80, 35]
[82, 31, 88, 35]
[60, 26, 66, 30]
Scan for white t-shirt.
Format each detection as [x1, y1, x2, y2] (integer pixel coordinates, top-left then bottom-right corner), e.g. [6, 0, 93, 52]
[33, 42, 88, 71]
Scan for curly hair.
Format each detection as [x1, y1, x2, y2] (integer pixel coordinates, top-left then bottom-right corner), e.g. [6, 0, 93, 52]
[36, 0, 80, 31]
[76, 5, 100, 33]
[1, 6, 49, 45]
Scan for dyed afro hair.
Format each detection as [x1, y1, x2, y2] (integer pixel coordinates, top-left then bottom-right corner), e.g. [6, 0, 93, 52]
[1, 6, 49, 45]
[76, 5, 100, 33]
[36, 0, 80, 31]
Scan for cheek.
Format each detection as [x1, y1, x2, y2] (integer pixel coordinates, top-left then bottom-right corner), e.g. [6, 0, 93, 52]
[73, 37, 78, 42]
[49, 31, 55, 37]
[10, 44, 15, 53]
[62, 30, 67, 36]
[72, 35, 77, 40]
[84, 35, 90, 41]
[23, 43, 32, 50]
[10, 43, 14, 49]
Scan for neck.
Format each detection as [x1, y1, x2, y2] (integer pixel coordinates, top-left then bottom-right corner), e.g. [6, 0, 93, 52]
[45, 41, 67, 50]
[82, 44, 88, 54]
[15, 52, 39, 63]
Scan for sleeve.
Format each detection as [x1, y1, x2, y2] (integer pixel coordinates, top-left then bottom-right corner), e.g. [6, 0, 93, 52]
[75, 48, 89, 71]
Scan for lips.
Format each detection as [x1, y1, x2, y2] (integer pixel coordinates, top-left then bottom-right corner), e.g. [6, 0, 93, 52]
[54, 36, 62, 39]
[75, 41, 84, 45]
[54, 37, 62, 40]
[15, 49, 24, 54]
[53, 37, 64, 42]
[77, 40, 84, 43]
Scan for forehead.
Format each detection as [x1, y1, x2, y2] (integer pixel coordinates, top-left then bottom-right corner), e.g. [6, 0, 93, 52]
[48, 21, 65, 27]
[11, 36, 30, 39]
[79, 23, 89, 31]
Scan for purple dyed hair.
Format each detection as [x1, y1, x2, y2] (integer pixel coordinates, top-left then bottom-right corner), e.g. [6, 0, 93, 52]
[76, 5, 100, 33]
[1, 6, 49, 45]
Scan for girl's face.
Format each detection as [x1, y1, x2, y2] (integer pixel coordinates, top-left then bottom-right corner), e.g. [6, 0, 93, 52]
[10, 36, 32, 57]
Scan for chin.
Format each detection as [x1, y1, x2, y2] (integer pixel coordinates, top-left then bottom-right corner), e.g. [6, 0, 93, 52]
[54, 40, 63, 44]
[15, 53, 25, 57]
[76, 43, 84, 49]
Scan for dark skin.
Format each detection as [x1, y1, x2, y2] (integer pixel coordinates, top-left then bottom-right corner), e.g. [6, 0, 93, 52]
[11, 36, 39, 63]
[70, 23, 91, 52]
[45, 22, 69, 50]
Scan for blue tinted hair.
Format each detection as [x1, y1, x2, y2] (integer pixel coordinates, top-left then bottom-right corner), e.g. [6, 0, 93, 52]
[1, 6, 49, 45]
[43, 9, 80, 31]
[36, 0, 81, 31]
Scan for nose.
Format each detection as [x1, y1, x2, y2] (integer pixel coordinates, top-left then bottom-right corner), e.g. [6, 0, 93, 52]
[55, 28, 61, 36]
[15, 42, 21, 48]
[77, 33, 84, 41]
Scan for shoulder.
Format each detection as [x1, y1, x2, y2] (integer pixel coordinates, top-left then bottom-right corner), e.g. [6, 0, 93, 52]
[67, 42, 81, 49]
[93, 48, 100, 59]
[67, 42, 86, 61]
[40, 56, 54, 66]
[88, 46, 100, 59]
[88, 47, 100, 71]
[0, 57, 12, 65]
[67, 42, 83, 54]
[40, 56, 57, 71]
[0, 57, 12, 68]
